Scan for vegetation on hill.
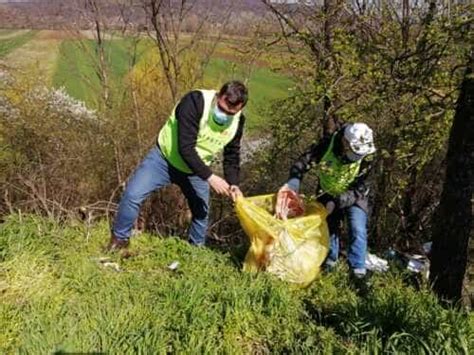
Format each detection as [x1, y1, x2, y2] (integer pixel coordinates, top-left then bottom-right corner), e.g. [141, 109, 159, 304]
[52, 39, 137, 108]
[50, 38, 293, 131]
[0, 30, 36, 58]
[0, 214, 472, 353]
[0, 2, 473, 351]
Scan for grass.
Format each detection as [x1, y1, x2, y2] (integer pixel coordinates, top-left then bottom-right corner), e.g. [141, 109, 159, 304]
[52, 37, 293, 130]
[0, 29, 19, 37]
[0, 30, 294, 123]
[0, 31, 37, 58]
[1, 214, 472, 353]
[1, 33, 61, 83]
[52, 39, 140, 107]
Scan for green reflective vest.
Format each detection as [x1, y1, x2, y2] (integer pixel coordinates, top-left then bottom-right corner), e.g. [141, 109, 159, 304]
[158, 90, 242, 174]
[318, 134, 361, 196]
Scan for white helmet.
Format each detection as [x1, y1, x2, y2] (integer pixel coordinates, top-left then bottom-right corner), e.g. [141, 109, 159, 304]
[343, 123, 376, 156]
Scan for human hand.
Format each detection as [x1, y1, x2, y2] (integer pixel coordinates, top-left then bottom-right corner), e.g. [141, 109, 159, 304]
[230, 185, 243, 202]
[207, 174, 230, 196]
[325, 201, 336, 215]
[275, 184, 293, 220]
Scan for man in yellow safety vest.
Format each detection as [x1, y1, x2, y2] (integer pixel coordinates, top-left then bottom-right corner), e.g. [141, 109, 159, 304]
[277, 122, 376, 289]
[107, 81, 248, 251]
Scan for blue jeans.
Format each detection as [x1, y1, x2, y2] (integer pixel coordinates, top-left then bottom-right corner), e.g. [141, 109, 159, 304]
[112, 146, 210, 246]
[325, 205, 368, 273]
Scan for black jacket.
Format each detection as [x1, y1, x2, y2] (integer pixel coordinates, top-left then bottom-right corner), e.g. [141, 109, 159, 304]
[166, 90, 245, 186]
[287, 128, 374, 212]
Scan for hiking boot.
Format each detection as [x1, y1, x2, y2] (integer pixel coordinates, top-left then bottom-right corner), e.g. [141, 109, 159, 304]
[322, 260, 337, 274]
[104, 235, 133, 258]
[350, 270, 371, 297]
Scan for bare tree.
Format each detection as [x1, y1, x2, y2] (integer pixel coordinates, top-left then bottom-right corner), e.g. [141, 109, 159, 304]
[87, 0, 111, 105]
[59, 1, 151, 185]
[260, 0, 346, 134]
[61, 0, 116, 110]
[141, 0, 232, 102]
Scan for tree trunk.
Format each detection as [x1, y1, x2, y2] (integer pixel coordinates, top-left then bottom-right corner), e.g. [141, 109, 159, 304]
[322, 0, 335, 135]
[401, 0, 410, 49]
[429, 50, 474, 306]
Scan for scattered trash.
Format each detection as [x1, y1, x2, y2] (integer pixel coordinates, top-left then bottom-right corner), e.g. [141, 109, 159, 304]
[422, 242, 432, 255]
[168, 261, 180, 271]
[92, 257, 121, 272]
[407, 257, 425, 273]
[102, 262, 121, 272]
[384, 248, 406, 268]
[96, 257, 111, 263]
[275, 189, 305, 220]
[383, 248, 430, 278]
[365, 253, 389, 272]
[406, 254, 430, 278]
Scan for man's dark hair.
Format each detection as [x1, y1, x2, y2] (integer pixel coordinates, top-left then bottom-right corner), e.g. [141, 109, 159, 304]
[218, 81, 248, 108]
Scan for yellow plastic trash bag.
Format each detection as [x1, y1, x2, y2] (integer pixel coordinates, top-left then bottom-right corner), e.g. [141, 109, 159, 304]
[235, 194, 330, 287]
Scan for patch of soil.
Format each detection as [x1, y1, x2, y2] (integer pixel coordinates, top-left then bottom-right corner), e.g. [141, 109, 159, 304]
[36, 30, 86, 40]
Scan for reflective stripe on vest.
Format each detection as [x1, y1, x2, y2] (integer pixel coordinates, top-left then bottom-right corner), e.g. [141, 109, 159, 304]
[318, 134, 361, 196]
[158, 89, 242, 173]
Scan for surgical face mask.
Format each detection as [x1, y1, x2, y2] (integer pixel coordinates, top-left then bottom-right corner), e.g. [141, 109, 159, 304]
[345, 149, 365, 162]
[213, 105, 233, 125]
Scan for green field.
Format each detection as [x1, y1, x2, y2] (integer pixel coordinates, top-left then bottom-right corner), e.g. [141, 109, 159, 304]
[1, 30, 293, 131]
[0, 31, 37, 58]
[1, 214, 472, 353]
[52, 40, 293, 130]
[52, 39, 139, 107]
[0, 29, 19, 36]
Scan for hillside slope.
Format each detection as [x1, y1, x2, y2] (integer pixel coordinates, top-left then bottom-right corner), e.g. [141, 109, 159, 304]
[0, 214, 472, 353]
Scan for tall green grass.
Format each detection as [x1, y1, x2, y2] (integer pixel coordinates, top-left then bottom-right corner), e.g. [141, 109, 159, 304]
[1, 214, 472, 353]
[0, 31, 37, 58]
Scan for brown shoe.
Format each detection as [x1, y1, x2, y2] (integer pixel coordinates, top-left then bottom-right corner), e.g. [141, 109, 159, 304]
[105, 235, 130, 252]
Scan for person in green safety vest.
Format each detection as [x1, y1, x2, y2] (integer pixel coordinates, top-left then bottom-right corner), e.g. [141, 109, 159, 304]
[276, 122, 376, 290]
[107, 81, 248, 252]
